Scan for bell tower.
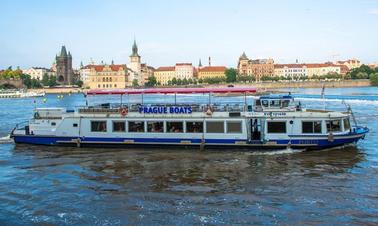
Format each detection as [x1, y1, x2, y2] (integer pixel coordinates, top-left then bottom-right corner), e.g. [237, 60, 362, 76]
[128, 39, 141, 74]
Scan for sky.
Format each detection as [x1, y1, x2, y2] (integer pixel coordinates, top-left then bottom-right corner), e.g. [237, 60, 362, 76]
[0, 0, 378, 69]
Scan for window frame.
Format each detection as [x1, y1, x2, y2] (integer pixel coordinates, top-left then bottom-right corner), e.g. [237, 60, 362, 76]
[326, 119, 342, 133]
[186, 121, 204, 133]
[91, 120, 107, 133]
[226, 121, 243, 134]
[343, 118, 351, 131]
[267, 121, 287, 134]
[166, 121, 184, 133]
[112, 121, 126, 133]
[128, 121, 145, 133]
[147, 121, 164, 133]
[206, 121, 225, 133]
[302, 121, 322, 134]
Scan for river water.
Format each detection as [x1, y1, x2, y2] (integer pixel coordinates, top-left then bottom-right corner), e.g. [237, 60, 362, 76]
[0, 87, 377, 225]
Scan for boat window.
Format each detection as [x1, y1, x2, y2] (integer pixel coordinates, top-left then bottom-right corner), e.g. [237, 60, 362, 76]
[91, 121, 107, 132]
[343, 118, 351, 131]
[113, 121, 126, 132]
[255, 100, 261, 106]
[206, 121, 225, 133]
[227, 121, 242, 133]
[73, 123, 78, 127]
[147, 121, 164, 133]
[270, 100, 280, 107]
[267, 121, 286, 133]
[128, 121, 145, 132]
[167, 121, 183, 133]
[326, 120, 341, 132]
[282, 100, 290, 108]
[186, 121, 203, 133]
[302, 121, 322, 133]
[261, 100, 269, 107]
[51, 122, 56, 126]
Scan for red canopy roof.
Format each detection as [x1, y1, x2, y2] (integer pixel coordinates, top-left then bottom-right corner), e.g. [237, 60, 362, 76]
[86, 87, 257, 95]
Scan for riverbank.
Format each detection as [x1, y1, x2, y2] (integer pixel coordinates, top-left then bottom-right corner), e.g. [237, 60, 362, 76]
[27, 79, 371, 93]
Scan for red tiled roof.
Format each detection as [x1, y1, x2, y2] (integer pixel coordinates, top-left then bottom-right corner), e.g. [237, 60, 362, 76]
[84, 64, 126, 72]
[155, 66, 175, 71]
[274, 64, 307, 69]
[198, 66, 226, 72]
[175, 63, 192, 66]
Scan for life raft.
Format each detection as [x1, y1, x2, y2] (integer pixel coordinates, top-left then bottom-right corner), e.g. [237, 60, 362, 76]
[119, 107, 128, 117]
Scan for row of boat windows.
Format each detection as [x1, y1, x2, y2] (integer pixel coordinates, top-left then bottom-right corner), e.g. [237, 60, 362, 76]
[267, 119, 350, 134]
[90, 120, 243, 134]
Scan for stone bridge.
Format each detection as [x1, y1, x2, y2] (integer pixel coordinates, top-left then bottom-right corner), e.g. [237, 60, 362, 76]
[0, 79, 23, 88]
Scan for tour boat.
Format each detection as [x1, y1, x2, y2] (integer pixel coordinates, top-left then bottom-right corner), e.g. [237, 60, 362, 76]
[10, 87, 368, 150]
[0, 90, 45, 98]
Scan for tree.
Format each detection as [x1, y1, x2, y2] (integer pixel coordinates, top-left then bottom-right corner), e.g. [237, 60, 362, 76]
[145, 76, 157, 87]
[132, 79, 139, 87]
[20, 74, 32, 88]
[41, 74, 50, 86]
[47, 76, 58, 87]
[225, 68, 237, 83]
[171, 77, 177, 85]
[370, 73, 378, 86]
[75, 80, 84, 87]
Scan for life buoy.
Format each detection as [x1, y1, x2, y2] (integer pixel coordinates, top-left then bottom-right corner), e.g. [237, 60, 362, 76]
[205, 106, 213, 116]
[120, 107, 128, 117]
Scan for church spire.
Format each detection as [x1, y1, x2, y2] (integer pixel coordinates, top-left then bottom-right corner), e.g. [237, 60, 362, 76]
[198, 58, 202, 67]
[60, 45, 67, 57]
[130, 39, 140, 57]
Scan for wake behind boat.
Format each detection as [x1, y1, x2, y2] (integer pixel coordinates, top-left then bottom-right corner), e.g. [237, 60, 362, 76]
[10, 87, 368, 150]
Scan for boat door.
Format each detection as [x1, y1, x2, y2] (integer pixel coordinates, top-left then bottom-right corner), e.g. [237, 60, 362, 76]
[250, 118, 262, 141]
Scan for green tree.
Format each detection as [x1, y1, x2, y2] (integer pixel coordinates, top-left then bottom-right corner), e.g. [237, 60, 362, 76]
[20, 74, 32, 88]
[75, 80, 84, 87]
[30, 79, 42, 88]
[225, 68, 237, 83]
[177, 78, 182, 85]
[145, 76, 157, 87]
[171, 77, 177, 85]
[41, 74, 50, 86]
[132, 79, 139, 87]
[370, 73, 378, 86]
[48, 76, 58, 87]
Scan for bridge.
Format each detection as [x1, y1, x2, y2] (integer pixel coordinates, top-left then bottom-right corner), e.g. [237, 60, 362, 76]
[0, 79, 23, 88]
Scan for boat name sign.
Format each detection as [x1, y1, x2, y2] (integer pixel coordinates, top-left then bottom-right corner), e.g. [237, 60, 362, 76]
[139, 106, 193, 114]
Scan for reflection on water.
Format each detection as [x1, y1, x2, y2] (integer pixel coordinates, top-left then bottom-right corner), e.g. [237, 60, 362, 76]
[1, 144, 373, 225]
[1, 87, 378, 225]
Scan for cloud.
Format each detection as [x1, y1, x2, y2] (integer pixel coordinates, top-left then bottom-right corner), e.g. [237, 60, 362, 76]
[368, 9, 378, 14]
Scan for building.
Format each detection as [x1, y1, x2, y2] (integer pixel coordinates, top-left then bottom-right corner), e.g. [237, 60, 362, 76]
[274, 64, 308, 78]
[175, 63, 195, 80]
[22, 67, 56, 80]
[198, 66, 226, 79]
[154, 63, 195, 85]
[55, 46, 74, 85]
[336, 59, 361, 70]
[84, 64, 127, 89]
[306, 63, 341, 77]
[237, 52, 274, 81]
[154, 67, 175, 85]
[368, 62, 378, 69]
[126, 40, 154, 86]
[141, 63, 155, 84]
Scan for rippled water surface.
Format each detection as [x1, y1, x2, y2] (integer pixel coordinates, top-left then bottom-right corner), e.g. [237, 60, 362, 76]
[0, 87, 377, 225]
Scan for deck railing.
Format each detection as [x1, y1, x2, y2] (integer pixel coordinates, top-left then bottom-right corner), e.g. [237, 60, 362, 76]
[78, 103, 249, 114]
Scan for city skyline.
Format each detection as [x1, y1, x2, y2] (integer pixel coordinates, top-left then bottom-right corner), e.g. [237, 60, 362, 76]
[1, 0, 378, 69]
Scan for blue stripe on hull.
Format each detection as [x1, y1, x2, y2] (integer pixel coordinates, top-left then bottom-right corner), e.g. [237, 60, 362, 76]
[13, 135, 364, 149]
